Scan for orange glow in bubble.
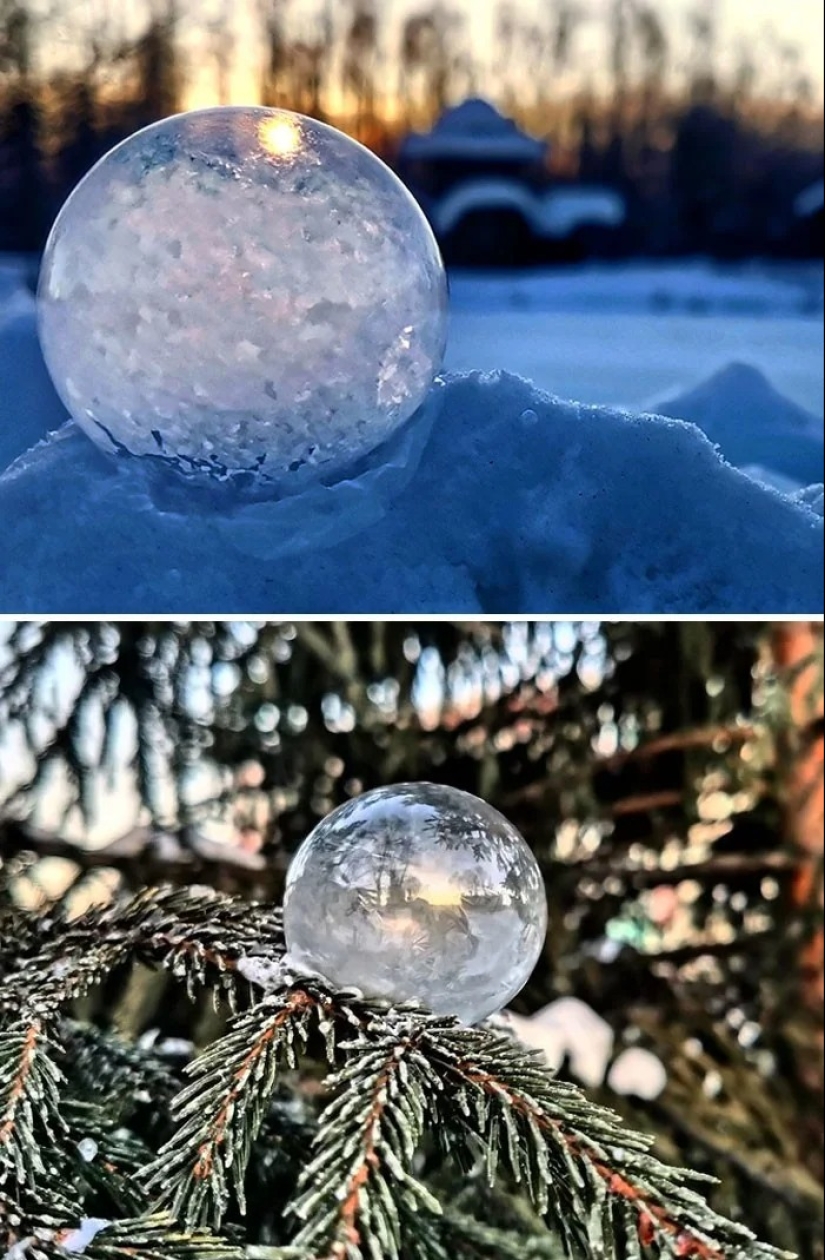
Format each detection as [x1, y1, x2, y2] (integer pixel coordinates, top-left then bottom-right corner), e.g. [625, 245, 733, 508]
[258, 115, 302, 159]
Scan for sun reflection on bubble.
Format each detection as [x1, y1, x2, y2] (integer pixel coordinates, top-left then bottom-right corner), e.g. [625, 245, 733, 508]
[258, 115, 303, 159]
[405, 867, 464, 907]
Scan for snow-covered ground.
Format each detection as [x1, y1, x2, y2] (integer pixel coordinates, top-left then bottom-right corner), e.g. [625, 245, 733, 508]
[446, 263, 824, 417]
[0, 255, 822, 614]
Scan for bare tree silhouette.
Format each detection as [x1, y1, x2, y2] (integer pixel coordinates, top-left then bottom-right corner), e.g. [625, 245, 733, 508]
[400, 4, 466, 129]
[687, 0, 717, 105]
[206, 0, 235, 107]
[0, 0, 31, 84]
[343, 0, 378, 139]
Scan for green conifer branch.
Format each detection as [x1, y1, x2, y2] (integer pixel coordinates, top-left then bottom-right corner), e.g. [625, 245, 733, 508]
[414, 1020, 781, 1260]
[60, 1020, 179, 1116]
[0, 1016, 65, 1188]
[143, 991, 318, 1229]
[288, 1023, 444, 1260]
[0, 885, 798, 1260]
[0, 887, 283, 1020]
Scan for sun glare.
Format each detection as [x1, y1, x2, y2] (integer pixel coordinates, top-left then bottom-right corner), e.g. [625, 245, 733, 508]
[258, 115, 303, 159]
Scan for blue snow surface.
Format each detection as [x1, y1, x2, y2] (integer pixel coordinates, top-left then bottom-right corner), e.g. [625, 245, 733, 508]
[0, 367, 821, 614]
[0, 253, 822, 614]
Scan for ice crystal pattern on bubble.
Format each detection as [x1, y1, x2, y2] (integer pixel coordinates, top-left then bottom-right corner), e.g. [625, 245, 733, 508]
[37, 107, 448, 490]
[283, 783, 547, 1025]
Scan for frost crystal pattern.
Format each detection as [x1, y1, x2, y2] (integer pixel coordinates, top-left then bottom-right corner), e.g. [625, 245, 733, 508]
[283, 783, 547, 1024]
[37, 107, 448, 491]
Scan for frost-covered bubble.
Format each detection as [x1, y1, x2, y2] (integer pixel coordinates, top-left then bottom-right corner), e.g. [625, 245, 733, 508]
[37, 107, 447, 493]
[283, 783, 547, 1025]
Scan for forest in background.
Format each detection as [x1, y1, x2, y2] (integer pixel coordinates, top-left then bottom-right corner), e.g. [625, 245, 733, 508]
[1, 0, 823, 255]
[0, 620, 823, 1256]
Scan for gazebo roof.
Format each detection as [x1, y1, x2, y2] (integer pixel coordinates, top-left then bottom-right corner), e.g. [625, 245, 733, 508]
[400, 99, 547, 163]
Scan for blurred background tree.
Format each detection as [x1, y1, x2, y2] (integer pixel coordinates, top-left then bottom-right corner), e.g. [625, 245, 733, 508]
[0, 619, 822, 1256]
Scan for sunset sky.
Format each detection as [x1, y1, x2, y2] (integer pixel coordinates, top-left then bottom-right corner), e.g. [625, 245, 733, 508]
[37, 0, 825, 116]
[179, 0, 825, 112]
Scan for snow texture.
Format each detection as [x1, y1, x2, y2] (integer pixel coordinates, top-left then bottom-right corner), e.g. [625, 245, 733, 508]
[236, 954, 293, 990]
[0, 365, 821, 613]
[57, 1219, 111, 1254]
[1, 254, 821, 612]
[447, 262, 824, 318]
[0, 304, 66, 469]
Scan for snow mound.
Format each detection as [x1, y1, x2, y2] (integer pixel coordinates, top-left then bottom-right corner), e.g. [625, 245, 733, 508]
[653, 362, 823, 488]
[740, 464, 810, 496]
[0, 370, 821, 614]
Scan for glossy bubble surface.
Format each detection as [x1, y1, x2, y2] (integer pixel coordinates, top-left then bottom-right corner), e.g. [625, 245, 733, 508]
[38, 107, 447, 491]
[284, 783, 547, 1024]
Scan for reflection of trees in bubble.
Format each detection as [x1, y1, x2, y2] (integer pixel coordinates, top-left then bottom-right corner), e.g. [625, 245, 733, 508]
[294, 782, 545, 946]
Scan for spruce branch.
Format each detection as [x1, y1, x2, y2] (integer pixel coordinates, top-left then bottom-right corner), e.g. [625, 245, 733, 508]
[143, 991, 319, 1230]
[59, 1020, 179, 1117]
[416, 1019, 786, 1260]
[0, 885, 798, 1260]
[414, 1208, 564, 1259]
[0, 887, 283, 1207]
[0, 1016, 65, 1188]
[279, 990, 788, 1260]
[0, 887, 284, 1019]
[288, 1021, 444, 1260]
[61, 1098, 155, 1215]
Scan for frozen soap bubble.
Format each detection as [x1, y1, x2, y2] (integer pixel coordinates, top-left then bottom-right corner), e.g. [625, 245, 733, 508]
[37, 107, 447, 493]
[283, 783, 547, 1025]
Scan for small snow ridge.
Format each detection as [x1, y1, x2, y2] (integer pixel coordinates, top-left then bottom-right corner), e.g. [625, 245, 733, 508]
[792, 484, 825, 517]
[656, 362, 820, 435]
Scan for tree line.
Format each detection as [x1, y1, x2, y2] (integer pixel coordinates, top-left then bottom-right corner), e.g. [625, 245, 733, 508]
[1, 0, 822, 255]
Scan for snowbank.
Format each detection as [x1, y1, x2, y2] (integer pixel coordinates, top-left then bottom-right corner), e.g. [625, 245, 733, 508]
[1, 370, 821, 614]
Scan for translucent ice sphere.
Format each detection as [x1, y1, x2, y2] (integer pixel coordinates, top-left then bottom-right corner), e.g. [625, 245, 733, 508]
[37, 107, 447, 491]
[283, 783, 547, 1024]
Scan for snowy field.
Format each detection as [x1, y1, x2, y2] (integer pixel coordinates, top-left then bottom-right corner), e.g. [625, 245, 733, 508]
[446, 263, 824, 415]
[0, 254, 822, 614]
